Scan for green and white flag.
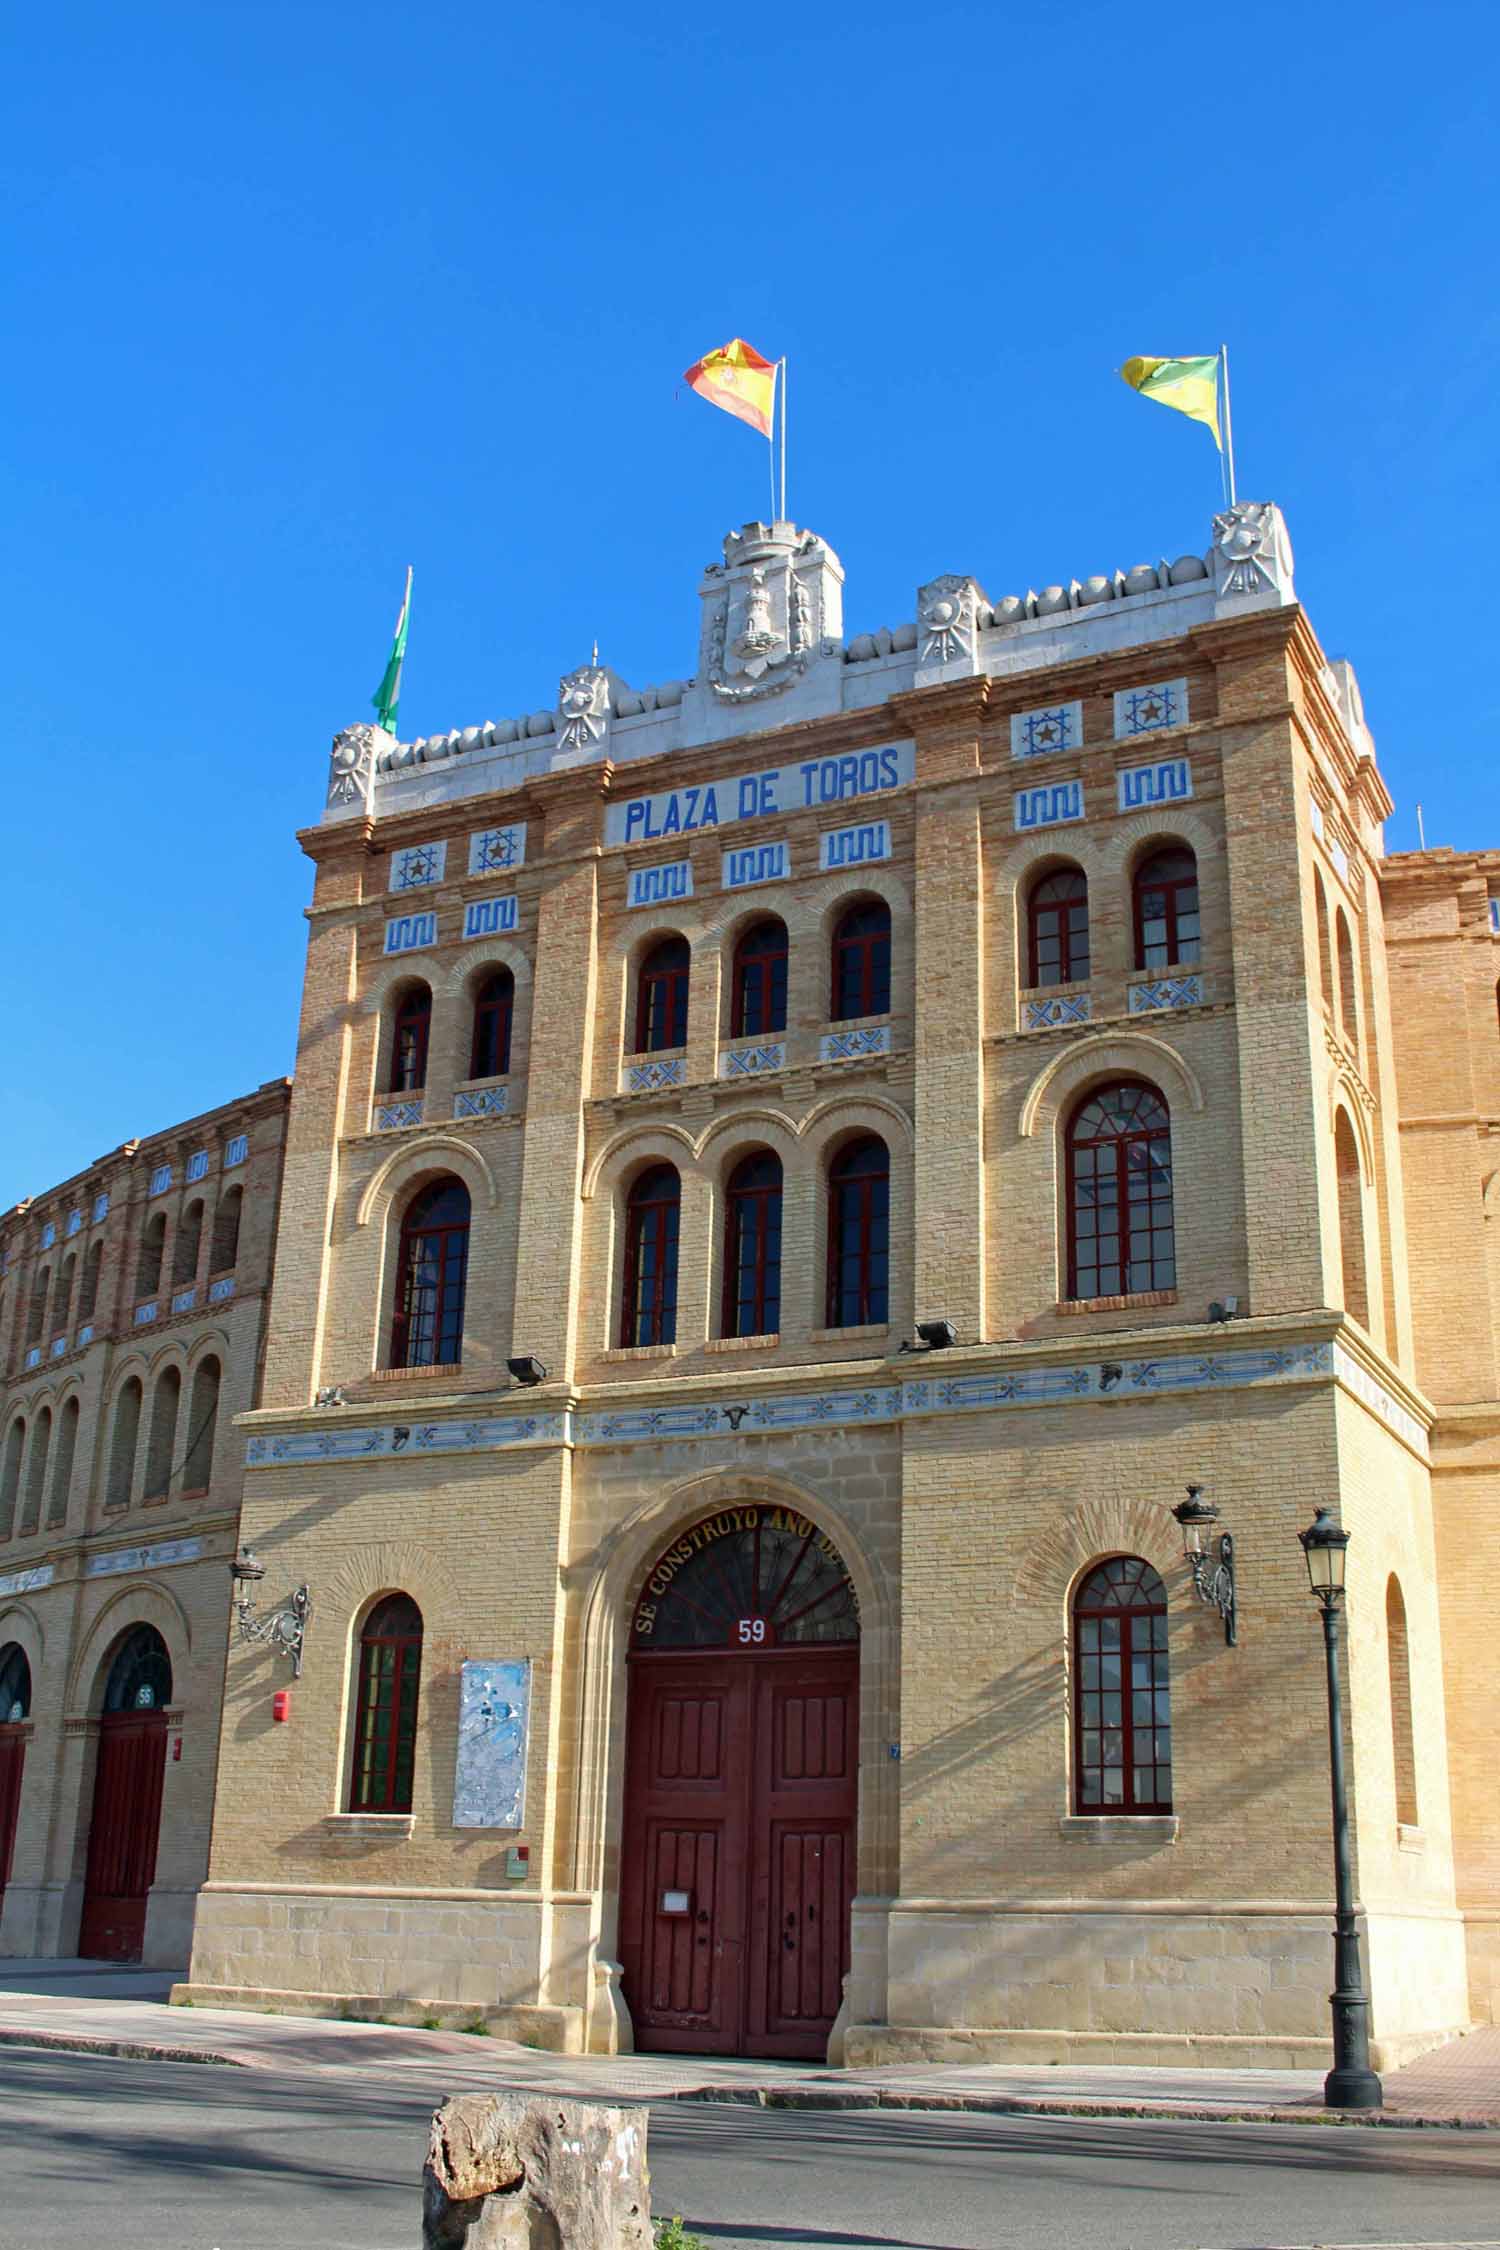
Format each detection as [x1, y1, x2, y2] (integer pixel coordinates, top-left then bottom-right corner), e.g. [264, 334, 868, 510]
[371, 566, 412, 735]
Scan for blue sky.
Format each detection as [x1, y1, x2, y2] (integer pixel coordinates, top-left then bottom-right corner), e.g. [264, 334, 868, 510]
[6, 0, 1497, 1206]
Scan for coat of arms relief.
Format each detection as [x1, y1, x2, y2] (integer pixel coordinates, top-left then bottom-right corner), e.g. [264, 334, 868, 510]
[700, 523, 837, 703]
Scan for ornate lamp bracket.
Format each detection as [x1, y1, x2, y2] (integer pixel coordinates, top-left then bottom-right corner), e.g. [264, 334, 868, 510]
[1171, 1486, 1237, 1646]
[230, 1552, 311, 1677]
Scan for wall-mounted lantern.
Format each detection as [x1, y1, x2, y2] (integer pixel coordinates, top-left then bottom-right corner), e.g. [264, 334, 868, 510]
[1171, 1484, 1237, 1645]
[229, 1550, 311, 1678]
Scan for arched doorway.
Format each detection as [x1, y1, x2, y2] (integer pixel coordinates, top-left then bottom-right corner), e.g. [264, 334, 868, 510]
[79, 1626, 172, 1962]
[620, 1503, 860, 2060]
[0, 1643, 31, 1918]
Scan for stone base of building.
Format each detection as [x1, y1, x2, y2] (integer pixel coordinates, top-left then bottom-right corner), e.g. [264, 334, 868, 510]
[844, 2022, 1462, 2073]
[1461, 1916, 1500, 2026]
[169, 1982, 583, 2051]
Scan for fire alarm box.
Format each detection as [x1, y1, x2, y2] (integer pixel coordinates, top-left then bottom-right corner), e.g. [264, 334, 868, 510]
[272, 1690, 291, 1724]
[505, 1845, 529, 1879]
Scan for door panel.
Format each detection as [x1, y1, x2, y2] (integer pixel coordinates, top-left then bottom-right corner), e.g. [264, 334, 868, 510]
[78, 1713, 167, 1962]
[746, 1659, 858, 2056]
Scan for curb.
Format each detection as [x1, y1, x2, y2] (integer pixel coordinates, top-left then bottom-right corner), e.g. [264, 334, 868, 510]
[0, 2028, 247, 2069]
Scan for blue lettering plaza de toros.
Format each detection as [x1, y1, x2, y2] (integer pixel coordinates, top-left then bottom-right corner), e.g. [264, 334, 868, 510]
[605, 742, 914, 848]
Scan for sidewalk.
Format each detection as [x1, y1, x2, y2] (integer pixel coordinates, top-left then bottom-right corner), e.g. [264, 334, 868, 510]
[1, 1960, 1496, 2127]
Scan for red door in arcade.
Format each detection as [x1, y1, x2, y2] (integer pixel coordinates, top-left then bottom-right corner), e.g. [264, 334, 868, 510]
[620, 1507, 860, 2061]
[0, 1643, 32, 1920]
[78, 1626, 172, 1963]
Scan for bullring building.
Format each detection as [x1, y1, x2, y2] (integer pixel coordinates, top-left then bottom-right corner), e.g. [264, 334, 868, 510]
[5, 501, 1497, 2071]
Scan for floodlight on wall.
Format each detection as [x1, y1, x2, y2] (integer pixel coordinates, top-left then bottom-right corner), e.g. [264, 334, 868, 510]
[314, 1385, 346, 1408]
[899, 1319, 958, 1354]
[507, 1355, 549, 1387]
[1171, 1484, 1237, 1646]
[1207, 1297, 1240, 1324]
[230, 1549, 311, 1678]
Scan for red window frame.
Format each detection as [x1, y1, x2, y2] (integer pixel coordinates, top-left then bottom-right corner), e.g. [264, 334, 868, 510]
[825, 1136, 890, 1327]
[722, 1151, 783, 1338]
[621, 1165, 680, 1347]
[1133, 849, 1200, 972]
[349, 1594, 423, 1813]
[634, 938, 690, 1054]
[391, 986, 432, 1093]
[1065, 1081, 1174, 1301]
[390, 1179, 470, 1368]
[730, 920, 789, 1039]
[1027, 868, 1090, 987]
[469, 971, 514, 1080]
[830, 900, 891, 1022]
[1072, 1557, 1172, 1814]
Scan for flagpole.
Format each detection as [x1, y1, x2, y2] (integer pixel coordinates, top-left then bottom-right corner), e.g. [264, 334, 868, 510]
[1220, 345, 1237, 507]
[778, 358, 787, 524]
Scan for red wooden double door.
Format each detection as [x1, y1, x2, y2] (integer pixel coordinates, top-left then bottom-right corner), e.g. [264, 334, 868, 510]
[78, 1712, 168, 1962]
[620, 1646, 858, 2059]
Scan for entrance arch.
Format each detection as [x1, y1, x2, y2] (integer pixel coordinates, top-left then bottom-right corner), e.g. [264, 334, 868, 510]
[620, 1503, 860, 2060]
[79, 1626, 172, 1962]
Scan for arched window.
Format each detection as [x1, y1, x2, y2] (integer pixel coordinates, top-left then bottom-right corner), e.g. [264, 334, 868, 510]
[136, 1213, 166, 1303]
[469, 970, 514, 1080]
[621, 1165, 680, 1347]
[106, 1378, 142, 1511]
[1334, 1109, 1369, 1329]
[103, 1625, 172, 1713]
[731, 919, 789, 1038]
[26, 1268, 48, 1346]
[1336, 910, 1359, 1049]
[1027, 868, 1090, 987]
[0, 1420, 24, 1538]
[826, 1136, 890, 1327]
[1313, 868, 1334, 1014]
[182, 1358, 221, 1493]
[79, 1239, 102, 1323]
[831, 900, 891, 1022]
[634, 938, 690, 1054]
[143, 1366, 181, 1502]
[349, 1594, 423, 1813]
[390, 1178, 470, 1369]
[390, 983, 432, 1094]
[1386, 1576, 1418, 1828]
[20, 1408, 52, 1534]
[722, 1151, 783, 1338]
[172, 1201, 204, 1288]
[211, 1185, 242, 1274]
[0, 1643, 31, 1723]
[1133, 848, 1200, 972]
[49, 1395, 79, 1526]
[1073, 1556, 1172, 1813]
[1066, 1082, 1174, 1300]
[56, 1254, 76, 1336]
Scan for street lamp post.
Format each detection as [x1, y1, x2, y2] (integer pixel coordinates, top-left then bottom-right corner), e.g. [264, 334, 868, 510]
[1298, 1507, 1384, 2111]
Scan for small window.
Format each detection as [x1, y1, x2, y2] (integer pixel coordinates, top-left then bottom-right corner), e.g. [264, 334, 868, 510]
[173, 1202, 204, 1289]
[390, 984, 432, 1093]
[55, 1254, 76, 1335]
[635, 938, 690, 1054]
[826, 1136, 890, 1327]
[469, 970, 514, 1080]
[136, 1213, 166, 1302]
[621, 1165, 681, 1347]
[722, 1151, 783, 1338]
[831, 900, 891, 1022]
[1073, 1556, 1172, 1813]
[731, 920, 789, 1038]
[349, 1594, 423, 1813]
[1066, 1081, 1174, 1300]
[79, 1241, 102, 1323]
[1027, 868, 1090, 987]
[211, 1186, 242, 1274]
[390, 1178, 470, 1369]
[26, 1268, 48, 1346]
[1133, 848, 1200, 972]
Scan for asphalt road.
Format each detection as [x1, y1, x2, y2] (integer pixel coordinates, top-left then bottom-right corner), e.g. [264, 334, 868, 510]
[2, 2046, 1500, 2250]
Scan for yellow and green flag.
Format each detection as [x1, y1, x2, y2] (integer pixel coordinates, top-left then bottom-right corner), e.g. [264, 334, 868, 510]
[1120, 354, 1222, 449]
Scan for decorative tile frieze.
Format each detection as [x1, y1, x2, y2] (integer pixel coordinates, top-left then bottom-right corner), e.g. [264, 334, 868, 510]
[23, 1347, 41, 1370]
[1489, 897, 1499, 935]
[1117, 757, 1192, 813]
[171, 1288, 196, 1315]
[1129, 976, 1203, 1012]
[625, 1057, 687, 1093]
[384, 910, 438, 957]
[92, 1192, 110, 1222]
[469, 823, 527, 876]
[186, 1150, 209, 1183]
[148, 1165, 173, 1197]
[723, 840, 789, 890]
[1024, 993, 1092, 1031]
[628, 860, 694, 910]
[248, 1413, 570, 1468]
[1014, 781, 1084, 831]
[49, 1336, 66, 1360]
[224, 1135, 248, 1170]
[463, 894, 518, 941]
[375, 1101, 425, 1131]
[133, 1301, 158, 1326]
[389, 841, 447, 892]
[85, 1536, 204, 1580]
[77, 1323, 94, 1347]
[820, 1025, 892, 1062]
[454, 1087, 509, 1119]
[820, 819, 892, 872]
[1011, 702, 1083, 760]
[719, 1041, 787, 1079]
[0, 1563, 54, 1599]
[207, 1278, 235, 1305]
[1114, 679, 1188, 737]
[39, 1221, 56, 1250]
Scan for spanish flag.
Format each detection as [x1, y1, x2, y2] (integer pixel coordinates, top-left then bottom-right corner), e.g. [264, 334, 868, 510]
[1120, 355, 1222, 449]
[684, 338, 778, 439]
